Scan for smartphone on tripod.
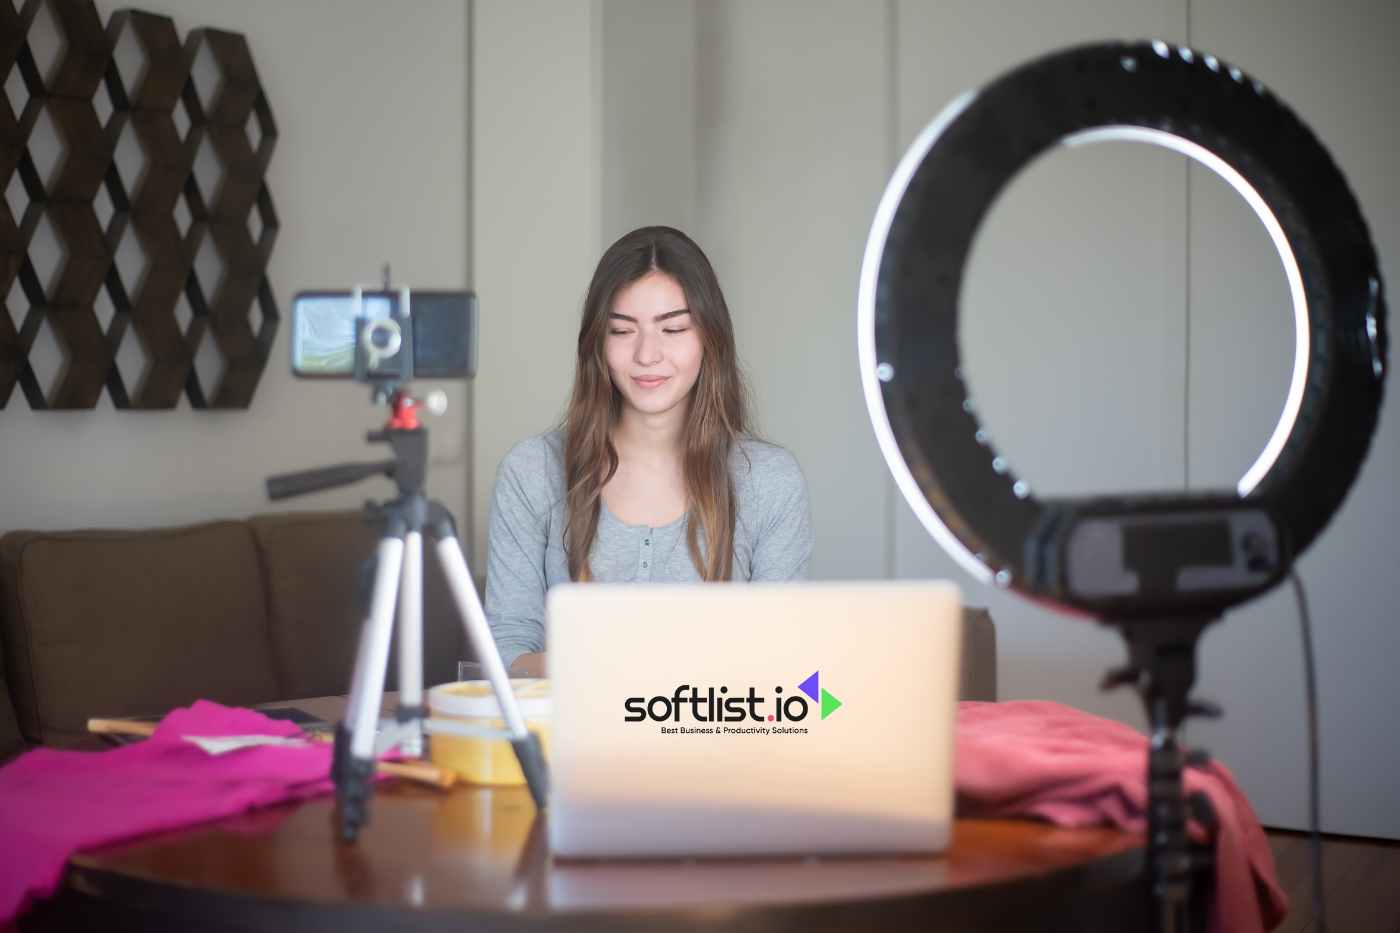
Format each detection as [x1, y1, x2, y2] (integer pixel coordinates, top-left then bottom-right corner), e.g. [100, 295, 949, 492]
[289, 289, 478, 382]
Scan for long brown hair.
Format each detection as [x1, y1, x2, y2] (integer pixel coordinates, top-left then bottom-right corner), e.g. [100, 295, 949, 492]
[563, 226, 750, 581]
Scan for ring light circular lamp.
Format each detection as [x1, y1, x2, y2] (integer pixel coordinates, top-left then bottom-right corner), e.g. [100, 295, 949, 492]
[859, 41, 1387, 620]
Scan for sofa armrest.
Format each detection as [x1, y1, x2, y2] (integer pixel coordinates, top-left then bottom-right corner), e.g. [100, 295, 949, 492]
[959, 607, 998, 702]
[0, 651, 23, 762]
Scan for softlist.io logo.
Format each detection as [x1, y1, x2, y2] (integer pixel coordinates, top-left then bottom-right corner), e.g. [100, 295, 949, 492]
[623, 671, 842, 736]
[797, 671, 843, 720]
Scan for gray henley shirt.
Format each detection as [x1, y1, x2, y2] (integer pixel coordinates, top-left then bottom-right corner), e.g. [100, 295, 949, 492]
[484, 430, 812, 668]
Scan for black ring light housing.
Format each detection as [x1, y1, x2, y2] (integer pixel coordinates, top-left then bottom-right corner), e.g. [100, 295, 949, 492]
[859, 41, 1388, 622]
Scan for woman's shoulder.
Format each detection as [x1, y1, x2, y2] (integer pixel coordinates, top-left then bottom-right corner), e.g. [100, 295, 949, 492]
[731, 436, 806, 496]
[496, 429, 566, 490]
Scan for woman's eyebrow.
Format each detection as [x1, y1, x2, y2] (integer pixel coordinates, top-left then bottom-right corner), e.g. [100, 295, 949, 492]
[608, 309, 691, 323]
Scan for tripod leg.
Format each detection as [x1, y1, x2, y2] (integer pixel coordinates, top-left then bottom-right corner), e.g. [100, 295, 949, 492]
[395, 530, 425, 759]
[425, 507, 549, 810]
[336, 530, 406, 842]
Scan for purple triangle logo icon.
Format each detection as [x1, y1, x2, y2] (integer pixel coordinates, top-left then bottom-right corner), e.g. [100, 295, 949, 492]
[798, 671, 820, 703]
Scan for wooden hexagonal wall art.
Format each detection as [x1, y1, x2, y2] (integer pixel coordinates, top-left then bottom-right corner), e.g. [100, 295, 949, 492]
[181, 26, 278, 409]
[1, 0, 278, 410]
[105, 8, 202, 409]
[0, 201, 23, 407]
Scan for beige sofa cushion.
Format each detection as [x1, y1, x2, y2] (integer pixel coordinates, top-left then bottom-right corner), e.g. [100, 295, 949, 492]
[0, 522, 279, 746]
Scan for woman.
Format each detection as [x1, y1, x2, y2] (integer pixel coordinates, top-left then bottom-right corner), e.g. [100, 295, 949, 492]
[484, 226, 812, 676]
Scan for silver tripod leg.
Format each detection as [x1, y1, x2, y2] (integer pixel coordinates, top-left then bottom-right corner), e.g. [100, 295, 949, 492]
[431, 534, 529, 739]
[396, 531, 425, 758]
[345, 535, 405, 762]
[430, 529, 548, 806]
[335, 508, 547, 835]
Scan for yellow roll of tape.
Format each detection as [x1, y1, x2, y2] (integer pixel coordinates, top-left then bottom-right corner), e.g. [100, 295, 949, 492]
[428, 679, 551, 786]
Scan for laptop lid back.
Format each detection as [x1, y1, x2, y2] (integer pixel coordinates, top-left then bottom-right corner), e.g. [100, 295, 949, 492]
[546, 581, 962, 858]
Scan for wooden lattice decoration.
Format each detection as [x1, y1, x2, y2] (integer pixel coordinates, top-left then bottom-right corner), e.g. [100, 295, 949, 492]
[1, 0, 279, 409]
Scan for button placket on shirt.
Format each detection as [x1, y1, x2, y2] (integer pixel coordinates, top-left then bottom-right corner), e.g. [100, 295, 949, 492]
[641, 531, 652, 576]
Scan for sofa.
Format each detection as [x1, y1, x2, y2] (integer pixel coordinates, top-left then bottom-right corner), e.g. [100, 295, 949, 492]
[0, 510, 466, 755]
[0, 511, 997, 761]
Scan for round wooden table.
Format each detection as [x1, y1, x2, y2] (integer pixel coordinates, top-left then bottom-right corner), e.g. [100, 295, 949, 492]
[26, 781, 1149, 932]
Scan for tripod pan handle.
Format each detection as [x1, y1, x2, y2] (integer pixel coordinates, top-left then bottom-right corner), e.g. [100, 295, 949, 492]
[266, 461, 395, 500]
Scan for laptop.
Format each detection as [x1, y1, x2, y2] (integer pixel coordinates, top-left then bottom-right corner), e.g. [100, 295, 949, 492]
[545, 581, 962, 858]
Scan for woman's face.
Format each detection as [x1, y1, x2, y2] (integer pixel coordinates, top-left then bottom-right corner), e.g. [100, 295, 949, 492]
[604, 271, 704, 420]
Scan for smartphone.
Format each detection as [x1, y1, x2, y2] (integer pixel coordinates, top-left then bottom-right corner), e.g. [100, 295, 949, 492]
[290, 289, 478, 380]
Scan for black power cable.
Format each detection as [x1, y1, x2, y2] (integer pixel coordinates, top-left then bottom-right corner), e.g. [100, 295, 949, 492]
[1290, 570, 1326, 933]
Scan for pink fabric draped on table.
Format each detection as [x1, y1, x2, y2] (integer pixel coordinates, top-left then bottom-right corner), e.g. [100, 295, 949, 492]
[956, 699, 1288, 933]
[0, 701, 344, 927]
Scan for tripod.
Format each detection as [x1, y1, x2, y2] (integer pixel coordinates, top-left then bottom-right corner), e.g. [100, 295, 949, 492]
[267, 390, 548, 842]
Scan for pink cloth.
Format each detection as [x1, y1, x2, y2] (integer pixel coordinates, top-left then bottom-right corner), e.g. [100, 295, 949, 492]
[0, 701, 343, 926]
[956, 700, 1288, 933]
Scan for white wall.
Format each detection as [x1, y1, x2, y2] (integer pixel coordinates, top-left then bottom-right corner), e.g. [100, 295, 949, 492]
[694, 1, 895, 580]
[1, 0, 471, 535]
[601, 0, 696, 243]
[470, 0, 603, 568]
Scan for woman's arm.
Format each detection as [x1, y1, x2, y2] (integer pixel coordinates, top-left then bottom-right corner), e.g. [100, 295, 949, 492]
[748, 446, 813, 581]
[507, 651, 547, 677]
[483, 439, 552, 670]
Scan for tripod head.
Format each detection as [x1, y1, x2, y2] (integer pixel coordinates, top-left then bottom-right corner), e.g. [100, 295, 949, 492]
[265, 388, 445, 502]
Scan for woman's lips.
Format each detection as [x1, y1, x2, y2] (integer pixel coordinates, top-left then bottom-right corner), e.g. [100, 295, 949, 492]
[633, 376, 669, 389]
